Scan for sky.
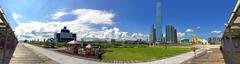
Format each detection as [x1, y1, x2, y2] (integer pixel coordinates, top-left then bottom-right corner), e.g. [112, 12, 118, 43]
[0, 0, 237, 41]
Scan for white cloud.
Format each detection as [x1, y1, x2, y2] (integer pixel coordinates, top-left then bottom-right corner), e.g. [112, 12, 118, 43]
[131, 33, 148, 40]
[101, 26, 108, 30]
[211, 30, 222, 34]
[84, 27, 129, 39]
[15, 21, 90, 40]
[51, 11, 68, 20]
[72, 9, 114, 24]
[12, 13, 22, 21]
[162, 33, 166, 37]
[196, 26, 200, 29]
[80, 28, 148, 41]
[210, 30, 222, 37]
[15, 8, 147, 41]
[177, 32, 185, 38]
[224, 23, 228, 26]
[185, 29, 194, 32]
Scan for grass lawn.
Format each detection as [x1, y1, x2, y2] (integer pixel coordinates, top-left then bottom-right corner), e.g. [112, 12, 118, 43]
[102, 47, 191, 61]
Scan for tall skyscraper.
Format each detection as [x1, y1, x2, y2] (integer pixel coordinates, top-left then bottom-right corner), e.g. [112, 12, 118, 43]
[166, 24, 177, 44]
[149, 24, 156, 43]
[155, 0, 162, 43]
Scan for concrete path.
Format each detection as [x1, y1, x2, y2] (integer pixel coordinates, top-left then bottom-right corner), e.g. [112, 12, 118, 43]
[183, 45, 225, 64]
[24, 43, 205, 64]
[138, 49, 204, 64]
[10, 43, 57, 64]
[24, 43, 101, 64]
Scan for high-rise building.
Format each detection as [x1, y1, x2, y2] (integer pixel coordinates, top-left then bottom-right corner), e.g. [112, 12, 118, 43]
[166, 24, 177, 44]
[149, 24, 156, 43]
[155, 0, 162, 43]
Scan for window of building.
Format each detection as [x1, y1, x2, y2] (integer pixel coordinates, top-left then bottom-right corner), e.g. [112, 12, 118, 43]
[0, 41, 3, 48]
[234, 38, 240, 48]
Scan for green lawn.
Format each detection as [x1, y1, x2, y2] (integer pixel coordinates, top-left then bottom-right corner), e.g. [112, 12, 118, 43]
[102, 47, 191, 61]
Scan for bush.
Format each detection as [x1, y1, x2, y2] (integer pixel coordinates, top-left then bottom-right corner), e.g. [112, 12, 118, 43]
[56, 42, 65, 47]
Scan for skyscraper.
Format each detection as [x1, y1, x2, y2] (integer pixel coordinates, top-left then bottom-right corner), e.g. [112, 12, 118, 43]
[155, 0, 162, 43]
[166, 24, 177, 44]
[149, 24, 156, 43]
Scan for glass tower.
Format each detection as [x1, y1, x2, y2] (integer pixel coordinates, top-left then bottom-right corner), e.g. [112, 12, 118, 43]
[166, 24, 177, 44]
[156, 1, 162, 42]
[149, 24, 156, 43]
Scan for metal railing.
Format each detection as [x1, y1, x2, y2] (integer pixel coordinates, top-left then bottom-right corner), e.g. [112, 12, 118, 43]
[0, 7, 18, 64]
[221, 0, 240, 64]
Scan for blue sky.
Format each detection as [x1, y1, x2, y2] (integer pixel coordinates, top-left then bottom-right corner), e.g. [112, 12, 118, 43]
[0, 0, 237, 40]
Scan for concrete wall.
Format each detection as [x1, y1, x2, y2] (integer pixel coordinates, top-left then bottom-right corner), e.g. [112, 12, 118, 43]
[222, 37, 240, 52]
[222, 37, 240, 64]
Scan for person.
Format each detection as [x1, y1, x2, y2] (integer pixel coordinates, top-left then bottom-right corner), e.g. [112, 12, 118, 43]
[220, 46, 223, 51]
[97, 46, 103, 61]
[192, 46, 196, 57]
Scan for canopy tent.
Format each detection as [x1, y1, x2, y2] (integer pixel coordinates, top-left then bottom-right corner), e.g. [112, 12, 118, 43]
[67, 40, 80, 44]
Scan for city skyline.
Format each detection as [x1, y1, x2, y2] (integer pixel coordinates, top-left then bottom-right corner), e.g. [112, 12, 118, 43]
[1, 0, 240, 64]
[0, 0, 236, 40]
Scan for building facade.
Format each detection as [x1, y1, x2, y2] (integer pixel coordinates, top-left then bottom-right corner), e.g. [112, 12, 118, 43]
[180, 38, 190, 43]
[149, 24, 156, 43]
[54, 26, 76, 42]
[221, 1, 240, 63]
[208, 37, 221, 44]
[166, 24, 177, 44]
[155, 1, 162, 43]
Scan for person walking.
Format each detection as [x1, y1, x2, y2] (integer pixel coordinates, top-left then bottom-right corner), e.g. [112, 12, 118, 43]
[97, 46, 103, 61]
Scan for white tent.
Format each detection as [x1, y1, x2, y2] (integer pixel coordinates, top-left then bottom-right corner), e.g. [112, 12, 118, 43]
[67, 40, 80, 44]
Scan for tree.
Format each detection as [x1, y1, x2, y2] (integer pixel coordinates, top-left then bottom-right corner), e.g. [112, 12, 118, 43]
[24, 40, 28, 43]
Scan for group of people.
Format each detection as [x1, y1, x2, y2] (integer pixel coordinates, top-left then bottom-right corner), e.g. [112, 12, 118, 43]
[65, 43, 105, 61]
[79, 45, 104, 60]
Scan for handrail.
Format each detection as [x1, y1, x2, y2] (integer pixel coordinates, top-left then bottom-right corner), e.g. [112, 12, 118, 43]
[222, 0, 240, 38]
[0, 7, 17, 39]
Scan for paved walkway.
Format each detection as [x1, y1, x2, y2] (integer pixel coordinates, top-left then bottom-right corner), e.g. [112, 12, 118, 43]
[139, 49, 204, 64]
[10, 43, 57, 64]
[183, 45, 225, 64]
[24, 43, 101, 64]
[24, 43, 206, 64]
